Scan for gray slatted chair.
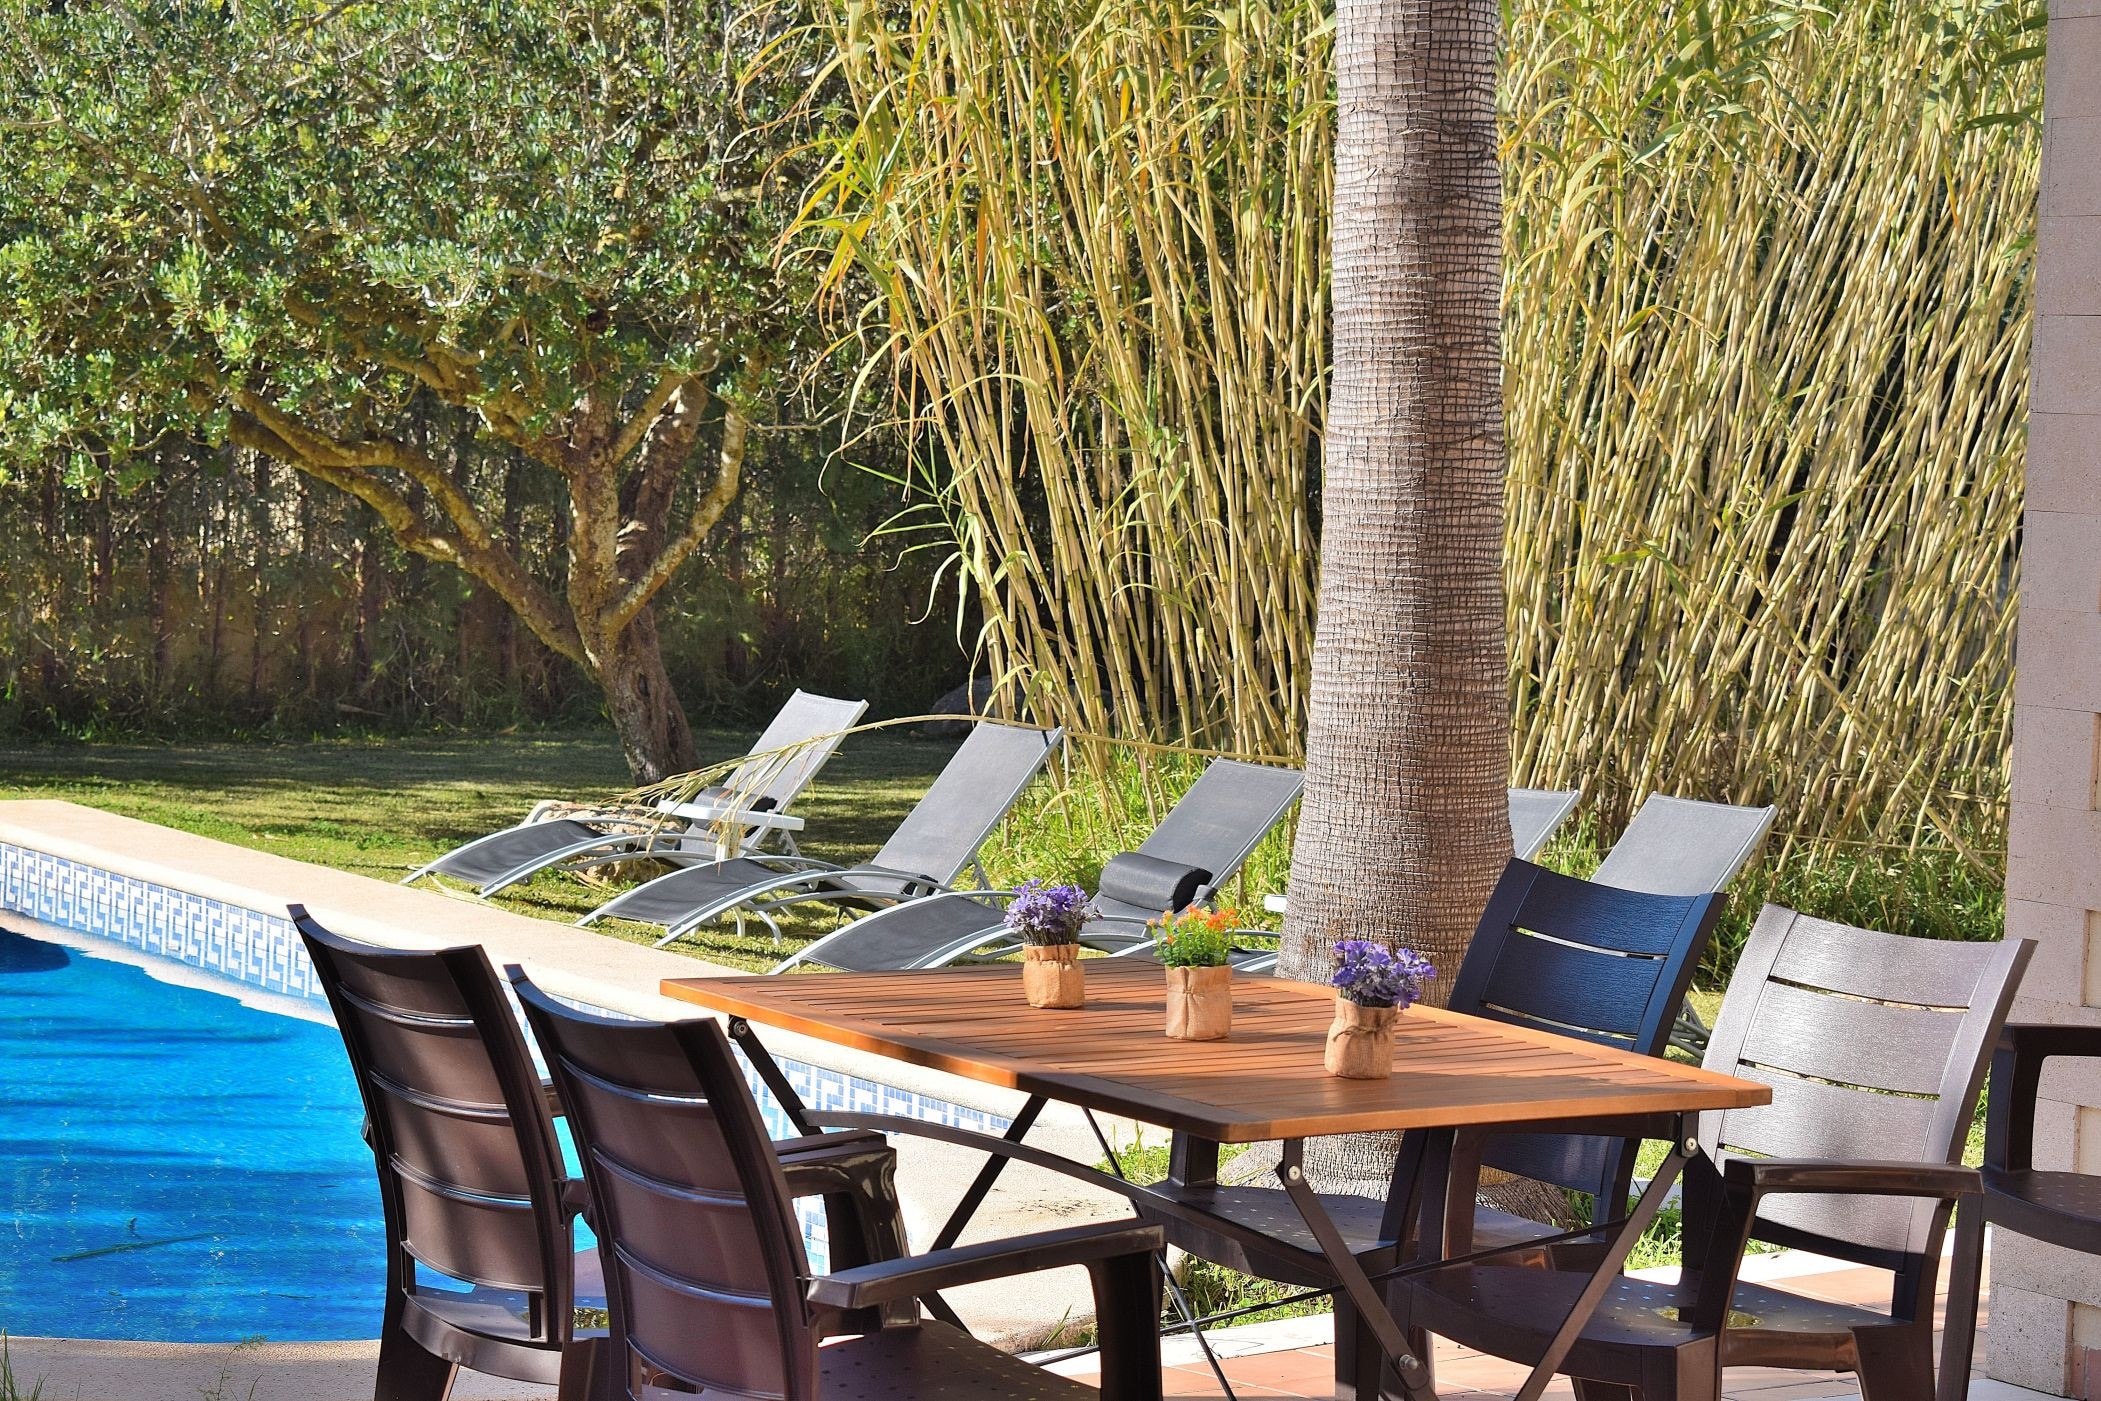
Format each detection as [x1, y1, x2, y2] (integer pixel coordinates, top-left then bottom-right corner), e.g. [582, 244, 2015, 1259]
[773, 758, 1303, 974]
[509, 969, 1167, 1401]
[293, 908, 902, 1401]
[578, 722, 1063, 947]
[404, 691, 868, 896]
[1394, 906, 2031, 1401]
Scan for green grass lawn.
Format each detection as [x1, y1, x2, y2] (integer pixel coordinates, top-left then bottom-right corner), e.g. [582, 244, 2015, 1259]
[0, 729, 959, 970]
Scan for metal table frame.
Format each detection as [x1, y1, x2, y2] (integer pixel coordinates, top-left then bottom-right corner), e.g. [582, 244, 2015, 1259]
[728, 1017, 1696, 1401]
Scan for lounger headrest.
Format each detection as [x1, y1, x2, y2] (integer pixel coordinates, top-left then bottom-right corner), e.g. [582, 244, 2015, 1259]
[695, 785, 778, 813]
[1097, 852, 1212, 915]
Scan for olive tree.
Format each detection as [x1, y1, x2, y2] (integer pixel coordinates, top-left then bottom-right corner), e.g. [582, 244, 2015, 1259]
[0, 0, 823, 780]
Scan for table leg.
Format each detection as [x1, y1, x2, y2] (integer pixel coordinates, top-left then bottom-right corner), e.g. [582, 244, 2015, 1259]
[728, 1017, 817, 1135]
[930, 1094, 1047, 1249]
[1168, 1132, 1220, 1189]
[1278, 1140, 1439, 1401]
[1511, 1126, 1693, 1401]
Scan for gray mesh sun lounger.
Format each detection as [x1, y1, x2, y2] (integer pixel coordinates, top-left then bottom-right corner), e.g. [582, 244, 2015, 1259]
[1588, 792, 1777, 896]
[773, 757, 1305, 974]
[402, 690, 869, 896]
[579, 722, 1064, 948]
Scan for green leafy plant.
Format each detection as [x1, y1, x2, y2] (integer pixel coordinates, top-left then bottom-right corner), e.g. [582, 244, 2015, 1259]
[1152, 906, 1237, 968]
[0, 1335, 44, 1401]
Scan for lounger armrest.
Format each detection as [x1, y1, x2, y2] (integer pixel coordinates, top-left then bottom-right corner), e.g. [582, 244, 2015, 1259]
[807, 1221, 1164, 1310]
[1726, 1158, 1980, 1199]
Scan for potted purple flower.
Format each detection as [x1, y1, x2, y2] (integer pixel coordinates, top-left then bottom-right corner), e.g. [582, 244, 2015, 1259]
[1005, 879, 1096, 1008]
[1324, 940, 1435, 1079]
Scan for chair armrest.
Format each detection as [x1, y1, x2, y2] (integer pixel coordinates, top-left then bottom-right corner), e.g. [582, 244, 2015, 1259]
[1987, 1025, 2101, 1172]
[807, 1220, 1164, 1311]
[1726, 1158, 1980, 1199]
[775, 1129, 888, 1160]
[2001, 1024, 2101, 1063]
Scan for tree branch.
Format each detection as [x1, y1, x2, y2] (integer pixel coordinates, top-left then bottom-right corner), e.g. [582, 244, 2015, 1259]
[602, 366, 757, 635]
[230, 392, 590, 668]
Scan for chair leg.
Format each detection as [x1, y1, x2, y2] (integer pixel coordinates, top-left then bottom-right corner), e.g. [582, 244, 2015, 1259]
[1937, 1208, 1988, 1401]
[556, 1336, 618, 1401]
[373, 1317, 456, 1401]
[1086, 1250, 1165, 1401]
[1855, 1325, 1934, 1401]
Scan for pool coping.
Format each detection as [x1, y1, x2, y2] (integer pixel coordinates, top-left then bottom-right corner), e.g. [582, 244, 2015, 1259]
[0, 798, 1113, 1129]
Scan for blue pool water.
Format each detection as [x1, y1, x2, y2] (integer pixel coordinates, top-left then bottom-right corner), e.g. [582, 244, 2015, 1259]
[0, 925, 385, 1341]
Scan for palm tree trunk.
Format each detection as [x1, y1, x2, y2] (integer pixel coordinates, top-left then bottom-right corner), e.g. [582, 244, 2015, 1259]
[1278, 0, 1510, 1184]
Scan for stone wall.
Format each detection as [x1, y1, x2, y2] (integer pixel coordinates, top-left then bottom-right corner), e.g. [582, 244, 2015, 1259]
[1994, 3, 2101, 1391]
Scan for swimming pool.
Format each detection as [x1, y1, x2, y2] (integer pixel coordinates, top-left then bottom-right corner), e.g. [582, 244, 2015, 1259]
[0, 832, 1013, 1343]
[0, 926, 384, 1341]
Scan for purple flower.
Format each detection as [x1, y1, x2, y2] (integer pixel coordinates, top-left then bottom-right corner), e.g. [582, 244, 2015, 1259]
[1004, 879, 1097, 947]
[1330, 940, 1435, 1009]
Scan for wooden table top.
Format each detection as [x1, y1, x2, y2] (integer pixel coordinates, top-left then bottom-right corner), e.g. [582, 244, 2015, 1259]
[661, 959, 1769, 1143]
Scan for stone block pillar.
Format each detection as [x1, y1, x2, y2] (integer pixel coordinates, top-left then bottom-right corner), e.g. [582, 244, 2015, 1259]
[1994, 2, 2101, 1392]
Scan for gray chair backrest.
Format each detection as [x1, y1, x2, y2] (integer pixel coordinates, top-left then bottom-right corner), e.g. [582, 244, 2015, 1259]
[1699, 906, 2030, 1260]
[868, 723, 1064, 883]
[1591, 794, 1777, 896]
[1136, 758, 1304, 887]
[1508, 787, 1581, 861]
[720, 690, 869, 809]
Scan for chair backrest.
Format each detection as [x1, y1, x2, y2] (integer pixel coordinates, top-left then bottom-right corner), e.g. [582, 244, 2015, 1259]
[1508, 787, 1582, 861]
[721, 690, 870, 810]
[1131, 758, 1302, 886]
[1590, 794, 1777, 896]
[510, 970, 817, 1401]
[868, 723, 1064, 883]
[293, 908, 574, 1342]
[1699, 906, 2030, 1263]
[1446, 860, 1724, 1199]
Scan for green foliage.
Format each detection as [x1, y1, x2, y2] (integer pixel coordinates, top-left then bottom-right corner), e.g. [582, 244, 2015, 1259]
[0, 0, 879, 775]
[801, 0, 2040, 867]
[0, 1336, 40, 1401]
[0, 0, 809, 463]
[1151, 907, 1237, 968]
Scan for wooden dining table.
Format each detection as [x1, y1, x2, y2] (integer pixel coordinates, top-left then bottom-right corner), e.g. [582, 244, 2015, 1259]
[661, 958, 1769, 1401]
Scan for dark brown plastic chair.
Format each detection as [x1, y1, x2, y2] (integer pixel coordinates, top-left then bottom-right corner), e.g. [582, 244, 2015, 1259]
[508, 966, 1169, 1401]
[1938, 1022, 2101, 1401]
[1392, 905, 2031, 1401]
[294, 908, 902, 1401]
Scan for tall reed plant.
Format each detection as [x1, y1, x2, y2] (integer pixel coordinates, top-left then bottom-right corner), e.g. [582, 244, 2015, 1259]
[797, 0, 2041, 862]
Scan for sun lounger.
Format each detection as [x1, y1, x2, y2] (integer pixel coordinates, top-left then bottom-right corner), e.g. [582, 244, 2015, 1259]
[579, 722, 1064, 947]
[773, 757, 1304, 973]
[401, 689, 868, 896]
